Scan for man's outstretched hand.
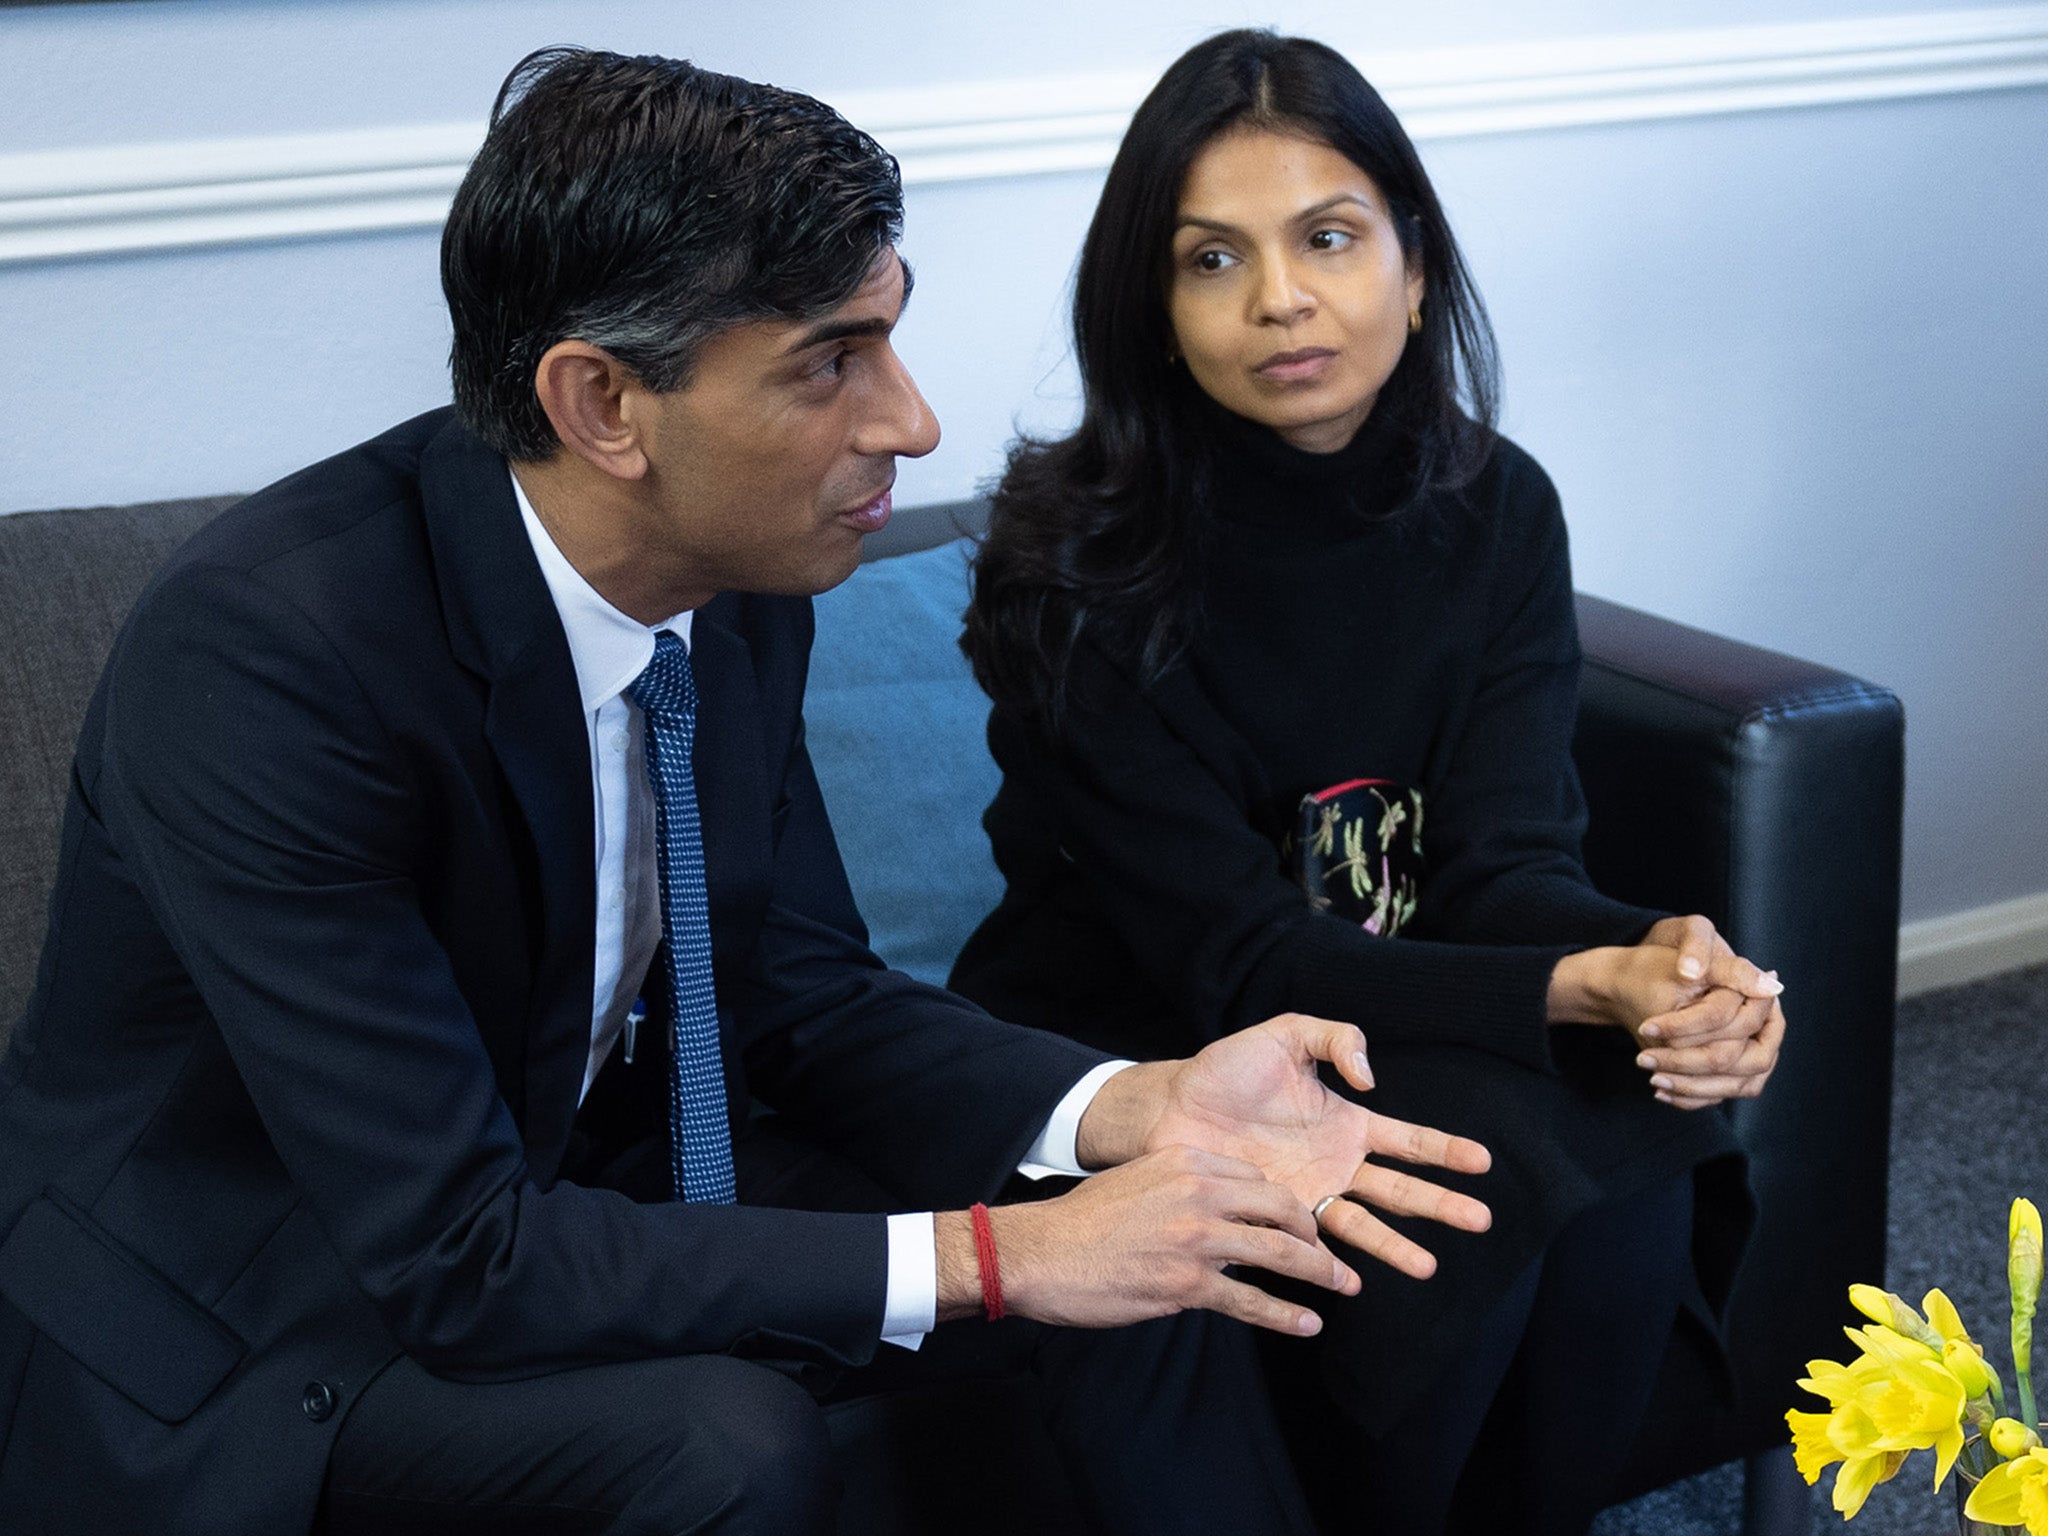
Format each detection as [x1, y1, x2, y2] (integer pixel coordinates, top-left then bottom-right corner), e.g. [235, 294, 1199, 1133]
[1076, 1014, 1493, 1279]
[934, 1015, 1493, 1341]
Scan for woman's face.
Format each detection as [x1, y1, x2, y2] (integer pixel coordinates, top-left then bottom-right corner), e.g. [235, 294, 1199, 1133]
[1166, 126, 1424, 454]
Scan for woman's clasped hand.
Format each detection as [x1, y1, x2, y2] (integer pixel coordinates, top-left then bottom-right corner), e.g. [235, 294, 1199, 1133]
[1547, 912, 1788, 1109]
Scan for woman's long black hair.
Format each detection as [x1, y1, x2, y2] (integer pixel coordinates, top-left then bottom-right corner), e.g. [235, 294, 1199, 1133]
[962, 29, 1500, 721]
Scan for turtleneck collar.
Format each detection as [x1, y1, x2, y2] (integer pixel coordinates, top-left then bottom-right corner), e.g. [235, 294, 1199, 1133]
[1204, 391, 1415, 537]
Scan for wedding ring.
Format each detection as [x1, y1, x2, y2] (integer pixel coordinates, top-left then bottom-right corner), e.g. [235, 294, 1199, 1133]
[1312, 1195, 1343, 1224]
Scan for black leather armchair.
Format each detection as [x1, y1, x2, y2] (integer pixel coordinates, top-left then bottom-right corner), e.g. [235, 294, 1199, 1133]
[1576, 594, 1904, 1530]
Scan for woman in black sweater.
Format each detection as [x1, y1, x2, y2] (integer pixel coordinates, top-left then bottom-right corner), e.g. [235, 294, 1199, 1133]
[953, 30, 1786, 1536]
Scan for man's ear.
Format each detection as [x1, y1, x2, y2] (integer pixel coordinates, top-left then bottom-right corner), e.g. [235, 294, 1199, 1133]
[533, 341, 650, 481]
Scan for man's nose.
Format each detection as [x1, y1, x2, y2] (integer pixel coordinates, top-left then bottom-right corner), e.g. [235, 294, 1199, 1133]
[859, 347, 941, 460]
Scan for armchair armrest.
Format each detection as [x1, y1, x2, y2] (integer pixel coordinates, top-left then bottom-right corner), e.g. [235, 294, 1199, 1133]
[1571, 591, 1906, 1488]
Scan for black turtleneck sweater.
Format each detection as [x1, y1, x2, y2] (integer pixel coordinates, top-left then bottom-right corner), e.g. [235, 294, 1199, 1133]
[950, 408, 1744, 1430]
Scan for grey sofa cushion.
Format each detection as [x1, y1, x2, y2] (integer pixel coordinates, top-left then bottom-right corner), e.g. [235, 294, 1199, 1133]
[0, 497, 238, 1035]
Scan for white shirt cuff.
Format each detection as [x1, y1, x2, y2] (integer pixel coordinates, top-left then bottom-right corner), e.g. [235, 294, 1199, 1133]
[1017, 1059, 1139, 1179]
[881, 1210, 935, 1350]
[882, 1060, 1136, 1349]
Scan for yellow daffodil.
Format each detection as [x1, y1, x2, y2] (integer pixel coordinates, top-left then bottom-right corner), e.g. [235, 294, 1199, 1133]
[1786, 1403, 1913, 1521]
[1991, 1417, 2044, 1459]
[1966, 1445, 2048, 1532]
[1791, 1323, 1970, 1514]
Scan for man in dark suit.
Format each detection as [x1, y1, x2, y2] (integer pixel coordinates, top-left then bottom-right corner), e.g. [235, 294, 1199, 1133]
[0, 48, 1491, 1534]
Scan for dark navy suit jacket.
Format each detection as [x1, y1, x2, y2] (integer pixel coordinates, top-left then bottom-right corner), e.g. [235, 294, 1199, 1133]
[0, 410, 1103, 1533]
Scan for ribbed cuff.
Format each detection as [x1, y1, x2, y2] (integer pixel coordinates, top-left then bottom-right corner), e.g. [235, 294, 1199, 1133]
[1285, 922, 1570, 1075]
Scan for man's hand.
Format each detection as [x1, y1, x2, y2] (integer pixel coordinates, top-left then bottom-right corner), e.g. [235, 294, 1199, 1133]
[935, 1146, 1360, 1337]
[1077, 1015, 1493, 1279]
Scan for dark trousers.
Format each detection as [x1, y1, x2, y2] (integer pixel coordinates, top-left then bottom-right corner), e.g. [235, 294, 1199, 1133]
[317, 1059, 1315, 1535]
[1348, 1172, 1697, 1536]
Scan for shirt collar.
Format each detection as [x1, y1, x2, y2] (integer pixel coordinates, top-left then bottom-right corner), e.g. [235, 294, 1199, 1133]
[510, 467, 695, 714]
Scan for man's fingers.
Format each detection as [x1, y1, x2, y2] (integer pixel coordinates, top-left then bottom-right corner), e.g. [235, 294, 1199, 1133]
[1349, 1164, 1492, 1233]
[1204, 1167, 1322, 1246]
[1362, 1112, 1492, 1175]
[1199, 1272, 1325, 1337]
[1319, 1201, 1440, 1279]
[1265, 1012, 1374, 1092]
[1210, 1219, 1359, 1295]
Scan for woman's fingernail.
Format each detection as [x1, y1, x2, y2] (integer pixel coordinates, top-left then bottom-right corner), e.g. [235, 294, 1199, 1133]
[1298, 1312, 1322, 1335]
[1761, 971, 1784, 994]
[1654, 1089, 1674, 1104]
[1640, 1023, 1662, 1040]
[1679, 957, 1704, 980]
[1650, 1074, 1674, 1091]
[1353, 1052, 1374, 1088]
[1636, 1053, 1657, 1070]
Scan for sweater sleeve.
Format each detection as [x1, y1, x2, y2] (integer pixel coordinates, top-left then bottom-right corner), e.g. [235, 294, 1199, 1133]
[994, 640, 1568, 1074]
[1413, 449, 1667, 951]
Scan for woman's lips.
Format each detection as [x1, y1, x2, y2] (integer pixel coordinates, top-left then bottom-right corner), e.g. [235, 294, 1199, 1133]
[837, 489, 893, 534]
[1255, 347, 1336, 383]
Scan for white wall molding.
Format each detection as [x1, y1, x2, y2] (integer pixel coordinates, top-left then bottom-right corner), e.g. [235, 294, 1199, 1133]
[4, 5, 2047, 265]
[1899, 890, 2048, 998]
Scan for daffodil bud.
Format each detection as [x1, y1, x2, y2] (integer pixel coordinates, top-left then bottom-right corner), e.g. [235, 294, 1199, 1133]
[2013, 1198, 2043, 1376]
[1947, 1338, 1997, 1400]
[1848, 1284, 1942, 1349]
[1990, 1417, 2042, 1459]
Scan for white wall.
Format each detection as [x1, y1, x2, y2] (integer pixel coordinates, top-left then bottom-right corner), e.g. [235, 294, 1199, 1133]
[2, 0, 2045, 950]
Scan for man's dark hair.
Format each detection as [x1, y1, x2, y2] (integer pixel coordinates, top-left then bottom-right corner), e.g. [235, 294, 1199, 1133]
[443, 47, 905, 461]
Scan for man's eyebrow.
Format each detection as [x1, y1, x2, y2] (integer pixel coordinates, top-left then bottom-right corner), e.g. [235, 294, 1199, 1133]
[1174, 193, 1374, 239]
[782, 255, 915, 355]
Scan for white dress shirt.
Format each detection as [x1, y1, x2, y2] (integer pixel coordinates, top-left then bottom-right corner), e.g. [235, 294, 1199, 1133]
[509, 470, 1130, 1345]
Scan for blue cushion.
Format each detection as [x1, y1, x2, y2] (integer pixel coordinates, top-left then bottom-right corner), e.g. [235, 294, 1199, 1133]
[806, 539, 1003, 985]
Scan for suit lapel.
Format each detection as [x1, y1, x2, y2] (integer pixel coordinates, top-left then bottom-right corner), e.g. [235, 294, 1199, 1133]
[418, 420, 595, 1184]
[686, 599, 772, 986]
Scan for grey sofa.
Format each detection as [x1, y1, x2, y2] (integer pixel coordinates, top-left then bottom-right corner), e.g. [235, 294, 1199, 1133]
[0, 490, 1903, 1534]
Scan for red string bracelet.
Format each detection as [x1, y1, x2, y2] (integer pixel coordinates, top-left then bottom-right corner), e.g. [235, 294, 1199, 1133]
[969, 1201, 1005, 1321]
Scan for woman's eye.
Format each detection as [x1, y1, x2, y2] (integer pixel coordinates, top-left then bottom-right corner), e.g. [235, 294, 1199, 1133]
[1308, 228, 1355, 252]
[1192, 248, 1236, 274]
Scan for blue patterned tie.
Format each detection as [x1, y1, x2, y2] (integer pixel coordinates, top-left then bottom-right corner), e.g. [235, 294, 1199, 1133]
[626, 630, 737, 1204]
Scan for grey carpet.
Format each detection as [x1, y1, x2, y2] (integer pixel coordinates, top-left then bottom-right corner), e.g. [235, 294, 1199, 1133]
[1593, 960, 2048, 1536]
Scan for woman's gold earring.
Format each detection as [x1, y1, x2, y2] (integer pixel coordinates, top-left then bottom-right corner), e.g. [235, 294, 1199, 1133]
[1407, 307, 1422, 335]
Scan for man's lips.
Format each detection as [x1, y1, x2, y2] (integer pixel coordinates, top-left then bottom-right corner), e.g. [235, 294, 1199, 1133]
[836, 488, 893, 534]
[1255, 347, 1336, 382]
